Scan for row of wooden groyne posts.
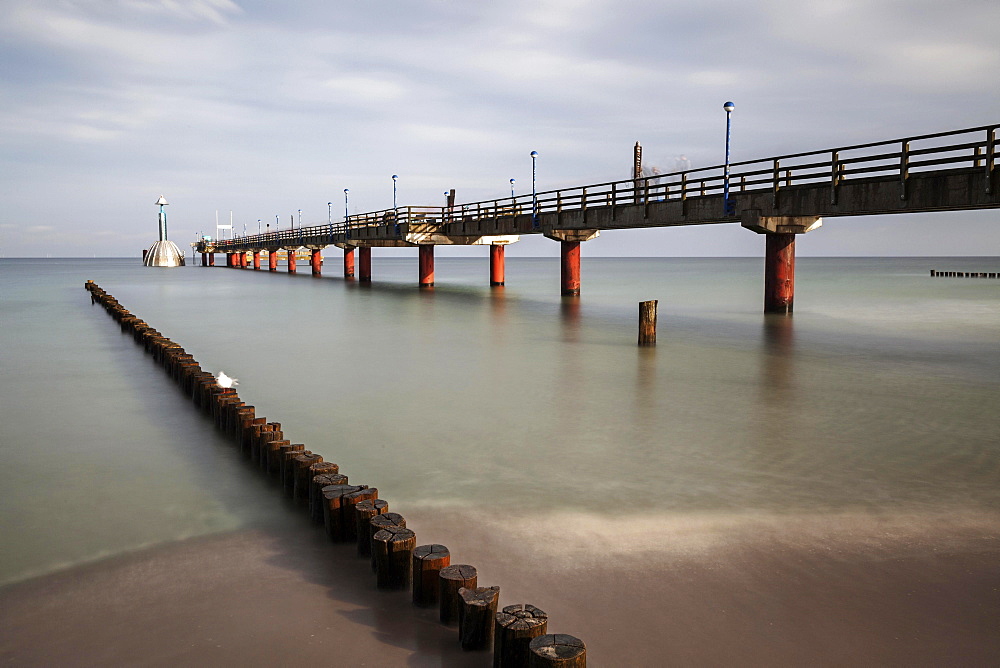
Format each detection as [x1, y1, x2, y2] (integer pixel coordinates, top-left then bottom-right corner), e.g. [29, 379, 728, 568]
[84, 280, 587, 667]
[929, 269, 999, 278]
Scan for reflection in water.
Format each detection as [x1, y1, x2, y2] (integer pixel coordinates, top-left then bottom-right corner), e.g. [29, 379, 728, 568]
[761, 313, 795, 397]
[559, 297, 581, 343]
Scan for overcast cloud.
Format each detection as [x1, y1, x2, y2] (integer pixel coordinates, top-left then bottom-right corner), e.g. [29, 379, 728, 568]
[1, 0, 997, 257]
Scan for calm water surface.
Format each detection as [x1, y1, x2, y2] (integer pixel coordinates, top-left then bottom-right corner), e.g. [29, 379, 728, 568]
[1, 256, 998, 586]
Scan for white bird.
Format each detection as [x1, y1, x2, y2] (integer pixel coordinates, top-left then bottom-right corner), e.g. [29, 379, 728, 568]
[215, 370, 238, 388]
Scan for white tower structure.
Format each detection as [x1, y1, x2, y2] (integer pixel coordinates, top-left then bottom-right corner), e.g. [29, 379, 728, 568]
[143, 195, 185, 267]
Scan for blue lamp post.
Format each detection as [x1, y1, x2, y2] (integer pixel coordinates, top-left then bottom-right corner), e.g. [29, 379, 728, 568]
[392, 174, 398, 212]
[530, 151, 539, 228]
[275, 214, 279, 233]
[297, 209, 301, 230]
[257, 219, 261, 234]
[723, 101, 735, 216]
[327, 202, 332, 225]
[510, 178, 515, 198]
[344, 188, 350, 239]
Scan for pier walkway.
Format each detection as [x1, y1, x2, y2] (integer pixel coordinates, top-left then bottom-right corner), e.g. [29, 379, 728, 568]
[196, 124, 998, 313]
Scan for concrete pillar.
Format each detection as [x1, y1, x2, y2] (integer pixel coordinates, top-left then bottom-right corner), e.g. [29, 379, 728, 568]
[287, 250, 297, 274]
[208, 253, 215, 267]
[560, 241, 581, 296]
[490, 244, 505, 286]
[419, 245, 434, 287]
[252, 251, 260, 270]
[311, 249, 322, 276]
[239, 252, 247, 269]
[764, 233, 795, 314]
[359, 246, 372, 282]
[268, 250, 278, 272]
[344, 247, 355, 278]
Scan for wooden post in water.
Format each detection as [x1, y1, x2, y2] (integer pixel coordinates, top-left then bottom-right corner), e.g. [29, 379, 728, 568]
[439, 564, 477, 625]
[310, 473, 348, 523]
[370, 513, 406, 571]
[494, 604, 549, 668]
[459, 586, 500, 651]
[373, 526, 416, 590]
[638, 300, 658, 346]
[528, 634, 587, 667]
[412, 544, 450, 606]
[341, 487, 378, 540]
[355, 499, 389, 555]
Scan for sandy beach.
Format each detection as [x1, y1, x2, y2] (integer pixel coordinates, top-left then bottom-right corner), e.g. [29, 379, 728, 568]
[3, 504, 998, 667]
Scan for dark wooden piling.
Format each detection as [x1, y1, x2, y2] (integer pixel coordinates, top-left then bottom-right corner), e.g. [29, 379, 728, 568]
[494, 604, 549, 668]
[439, 564, 477, 626]
[527, 634, 586, 667]
[341, 487, 378, 541]
[322, 484, 368, 541]
[459, 586, 500, 651]
[289, 452, 324, 496]
[373, 526, 417, 590]
[370, 513, 406, 571]
[412, 544, 450, 607]
[296, 461, 338, 501]
[638, 299, 658, 346]
[278, 444, 306, 489]
[310, 473, 349, 523]
[355, 499, 389, 556]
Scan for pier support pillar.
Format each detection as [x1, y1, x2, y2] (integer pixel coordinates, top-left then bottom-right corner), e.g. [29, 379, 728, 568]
[268, 250, 278, 272]
[544, 229, 599, 296]
[287, 250, 297, 274]
[344, 247, 355, 278]
[311, 249, 322, 276]
[252, 251, 260, 271]
[226, 253, 235, 268]
[239, 252, 247, 269]
[741, 211, 822, 315]
[200, 253, 207, 267]
[208, 253, 215, 267]
[490, 244, 505, 286]
[764, 234, 795, 314]
[359, 246, 372, 282]
[419, 245, 434, 288]
[560, 241, 580, 296]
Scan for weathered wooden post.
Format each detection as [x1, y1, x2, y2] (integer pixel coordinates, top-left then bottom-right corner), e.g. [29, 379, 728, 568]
[370, 513, 406, 571]
[412, 544, 450, 606]
[439, 564, 477, 625]
[295, 461, 338, 500]
[494, 604, 548, 668]
[638, 299, 657, 346]
[373, 526, 416, 590]
[323, 484, 368, 541]
[528, 634, 586, 667]
[341, 487, 378, 540]
[459, 586, 500, 651]
[355, 499, 389, 556]
[310, 472, 348, 523]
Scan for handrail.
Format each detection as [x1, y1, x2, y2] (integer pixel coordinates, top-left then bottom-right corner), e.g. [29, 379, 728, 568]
[207, 124, 996, 249]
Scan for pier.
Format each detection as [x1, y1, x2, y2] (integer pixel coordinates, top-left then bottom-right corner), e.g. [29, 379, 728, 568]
[196, 124, 998, 313]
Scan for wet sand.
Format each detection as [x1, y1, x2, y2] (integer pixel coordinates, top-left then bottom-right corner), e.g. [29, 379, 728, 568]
[2, 507, 998, 667]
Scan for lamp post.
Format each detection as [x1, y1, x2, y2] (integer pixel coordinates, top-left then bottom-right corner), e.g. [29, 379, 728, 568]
[297, 209, 301, 230]
[510, 178, 515, 198]
[530, 151, 539, 228]
[343, 189, 350, 239]
[257, 219, 261, 234]
[723, 101, 735, 216]
[392, 174, 398, 211]
[275, 214, 279, 233]
[328, 202, 332, 225]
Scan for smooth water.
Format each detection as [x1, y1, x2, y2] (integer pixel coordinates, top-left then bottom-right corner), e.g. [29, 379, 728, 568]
[1, 256, 998, 586]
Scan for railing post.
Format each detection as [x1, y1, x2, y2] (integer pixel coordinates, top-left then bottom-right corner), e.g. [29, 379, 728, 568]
[772, 159, 781, 209]
[557, 192, 563, 226]
[643, 179, 650, 219]
[830, 150, 840, 205]
[581, 188, 588, 225]
[986, 126, 996, 195]
[611, 182, 617, 221]
[900, 140, 910, 201]
[680, 173, 687, 216]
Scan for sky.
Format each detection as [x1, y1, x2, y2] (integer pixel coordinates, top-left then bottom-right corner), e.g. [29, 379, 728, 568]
[1, 0, 998, 257]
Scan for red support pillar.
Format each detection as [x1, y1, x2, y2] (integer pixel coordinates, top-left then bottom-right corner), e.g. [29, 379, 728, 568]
[344, 247, 355, 278]
[226, 253, 234, 268]
[208, 253, 215, 267]
[490, 244, 505, 286]
[764, 233, 795, 314]
[419, 245, 435, 287]
[268, 250, 278, 272]
[239, 252, 247, 269]
[200, 253, 207, 267]
[287, 250, 297, 273]
[311, 249, 322, 276]
[560, 240, 581, 296]
[359, 246, 372, 282]
[252, 251, 260, 270]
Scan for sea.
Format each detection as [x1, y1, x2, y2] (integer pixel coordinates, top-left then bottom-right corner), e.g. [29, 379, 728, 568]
[1, 255, 998, 663]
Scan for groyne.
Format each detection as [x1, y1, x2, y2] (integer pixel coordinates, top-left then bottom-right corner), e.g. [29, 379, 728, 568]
[84, 280, 586, 667]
